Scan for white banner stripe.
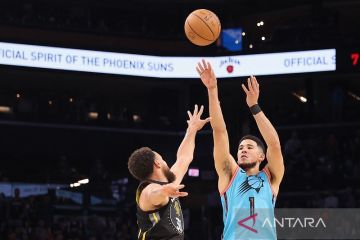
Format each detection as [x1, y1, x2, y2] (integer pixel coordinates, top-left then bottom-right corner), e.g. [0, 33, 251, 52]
[0, 42, 336, 78]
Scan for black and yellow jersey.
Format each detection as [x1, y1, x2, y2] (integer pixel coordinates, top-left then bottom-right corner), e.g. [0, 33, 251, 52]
[136, 180, 184, 240]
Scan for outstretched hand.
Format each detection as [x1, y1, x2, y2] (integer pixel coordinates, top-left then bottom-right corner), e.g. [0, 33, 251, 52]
[187, 104, 211, 131]
[242, 76, 260, 107]
[196, 59, 217, 90]
[162, 183, 188, 198]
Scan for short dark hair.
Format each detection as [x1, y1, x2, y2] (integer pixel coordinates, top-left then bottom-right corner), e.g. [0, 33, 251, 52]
[239, 135, 266, 153]
[128, 147, 155, 181]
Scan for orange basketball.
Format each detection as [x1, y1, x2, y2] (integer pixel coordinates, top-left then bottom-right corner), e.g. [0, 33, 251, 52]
[184, 9, 221, 46]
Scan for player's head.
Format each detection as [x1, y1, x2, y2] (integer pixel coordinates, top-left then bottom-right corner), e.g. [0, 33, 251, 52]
[128, 147, 176, 182]
[237, 135, 266, 171]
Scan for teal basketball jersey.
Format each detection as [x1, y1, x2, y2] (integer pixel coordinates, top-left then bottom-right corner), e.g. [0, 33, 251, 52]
[220, 166, 277, 240]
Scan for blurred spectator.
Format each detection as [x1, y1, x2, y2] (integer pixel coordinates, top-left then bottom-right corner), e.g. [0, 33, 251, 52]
[284, 131, 301, 157]
[331, 84, 345, 121]
[8, 188, 25, 227]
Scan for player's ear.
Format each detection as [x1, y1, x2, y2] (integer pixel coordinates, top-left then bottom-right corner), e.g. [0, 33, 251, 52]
[259, 152, 265, 161]
[154, 159, 161, 168]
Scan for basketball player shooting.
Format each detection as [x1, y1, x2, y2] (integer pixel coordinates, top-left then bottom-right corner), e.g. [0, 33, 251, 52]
[196, 60, 285, 240]
[128, 105, 210, 240]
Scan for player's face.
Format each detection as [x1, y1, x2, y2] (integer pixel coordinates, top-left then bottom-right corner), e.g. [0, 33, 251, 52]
[237, 139, 263, 170]
[154, 152, 176, 183]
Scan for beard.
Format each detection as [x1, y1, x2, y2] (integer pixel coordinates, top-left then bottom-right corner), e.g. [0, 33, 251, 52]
[239, 162, 257, 171]
[163, 167, 176, 183]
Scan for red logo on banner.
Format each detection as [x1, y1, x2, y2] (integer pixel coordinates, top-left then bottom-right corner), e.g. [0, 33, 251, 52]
[226, 65, 234, 73]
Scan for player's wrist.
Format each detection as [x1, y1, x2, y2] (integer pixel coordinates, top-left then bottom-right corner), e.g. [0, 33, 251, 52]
[249, 103, 262, 115]
[160, 185, 170, 197]
[207, 85, 218, 91]
[186, 126, 198, 133]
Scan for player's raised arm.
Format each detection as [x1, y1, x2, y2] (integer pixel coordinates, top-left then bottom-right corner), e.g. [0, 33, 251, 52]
[242, 76, 285, 196]
[196, 60, 238, 193]
[171, 105, 210, 185]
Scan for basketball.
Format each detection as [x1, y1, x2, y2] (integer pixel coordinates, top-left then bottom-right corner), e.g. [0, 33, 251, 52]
[184, 9, 221, 46]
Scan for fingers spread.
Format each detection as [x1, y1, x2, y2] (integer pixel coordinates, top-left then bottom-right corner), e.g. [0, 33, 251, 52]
[254, 76, 260, 89]
[197, 62, 204, 73]
[253, 76, 258, 84]
[193, 104, 198, 115]
[187, 111, 192, 119]
[242, 84, 249, 93]
[196, 67, 202, 76]
[247, 78, 254, 93]
[198, 105, 204, 116]
[251, 76, 257, 91]
[178, 191, 188, 197]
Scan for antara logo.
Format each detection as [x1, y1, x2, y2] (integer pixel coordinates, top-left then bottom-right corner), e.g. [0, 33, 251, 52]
[238, 213, 258, 233]
[238, 214, 327, 234]
[219, 57, 241, 73]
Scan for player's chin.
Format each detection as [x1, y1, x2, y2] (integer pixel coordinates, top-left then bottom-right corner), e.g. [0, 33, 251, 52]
[237, 159, 250, 164]
[238, 161, 257, 169]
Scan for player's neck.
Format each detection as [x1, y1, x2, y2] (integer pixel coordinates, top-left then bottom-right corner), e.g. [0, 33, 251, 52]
[245, 167, 260, 176]
[149, 171, 169, 183]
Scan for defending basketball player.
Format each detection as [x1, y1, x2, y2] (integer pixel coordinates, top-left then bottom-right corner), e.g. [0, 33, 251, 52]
[128, 105, 210, 240]
[196, 60, 285, 240]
